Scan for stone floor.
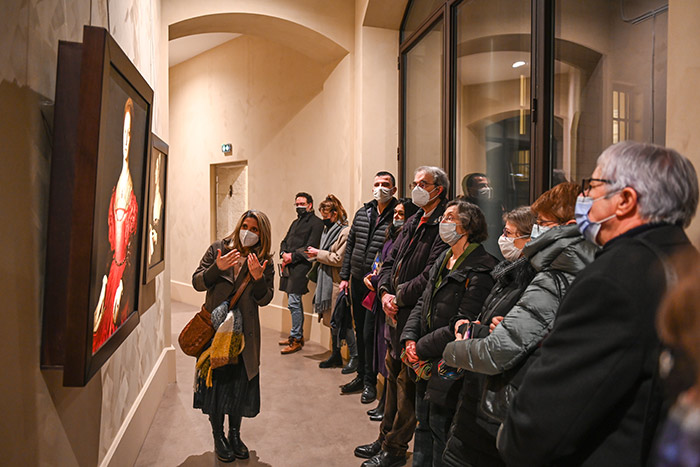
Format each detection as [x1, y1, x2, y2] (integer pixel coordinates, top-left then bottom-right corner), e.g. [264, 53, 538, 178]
[134, 301, 413, 466]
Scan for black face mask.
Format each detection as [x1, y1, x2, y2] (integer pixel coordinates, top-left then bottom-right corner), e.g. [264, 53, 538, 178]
[323, 218, 333, 228]
[296, 207, 307, 217]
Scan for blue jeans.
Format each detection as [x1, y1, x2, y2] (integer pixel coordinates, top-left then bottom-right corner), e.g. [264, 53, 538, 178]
[287, 293, 304, 339]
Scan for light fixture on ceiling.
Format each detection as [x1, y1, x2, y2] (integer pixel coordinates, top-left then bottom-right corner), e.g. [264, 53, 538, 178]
[512, 61, 527, 68]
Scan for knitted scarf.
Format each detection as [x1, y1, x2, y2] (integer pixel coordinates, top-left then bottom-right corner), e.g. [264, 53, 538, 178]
[313, 222, 344, 315]
[195, 307, 245, 387]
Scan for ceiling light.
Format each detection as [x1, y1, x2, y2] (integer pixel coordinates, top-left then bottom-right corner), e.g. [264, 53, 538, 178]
[512, 61, 526, 68]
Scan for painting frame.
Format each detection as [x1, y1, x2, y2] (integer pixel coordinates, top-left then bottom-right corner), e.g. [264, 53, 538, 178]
[41, 26, 153, 387]
[143, 133, 168, 284]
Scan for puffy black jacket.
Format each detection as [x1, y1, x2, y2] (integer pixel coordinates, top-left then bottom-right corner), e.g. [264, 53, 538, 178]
[340, 198, 398, 281]
[401, 244, 497, 408]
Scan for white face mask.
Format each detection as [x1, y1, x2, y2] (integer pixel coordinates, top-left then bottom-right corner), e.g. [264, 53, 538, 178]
[529, 224, 551, 240]
[439, 222, 464, 246]
[373, 186, 393, 203]
[411, 185, 437, 207]
[239, 229, 259, 248]
[477, 186, 493, 200]
[498, 234, 526, 262]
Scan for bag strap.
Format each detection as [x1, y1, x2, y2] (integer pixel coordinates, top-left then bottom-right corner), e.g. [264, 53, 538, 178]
[228, 274, 252, 309]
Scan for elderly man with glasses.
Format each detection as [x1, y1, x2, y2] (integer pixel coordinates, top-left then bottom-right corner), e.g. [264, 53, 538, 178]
[499, 141, 699, 467]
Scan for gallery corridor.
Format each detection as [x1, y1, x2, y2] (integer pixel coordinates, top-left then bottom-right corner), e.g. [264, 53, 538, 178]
[135, 301, 411, 466]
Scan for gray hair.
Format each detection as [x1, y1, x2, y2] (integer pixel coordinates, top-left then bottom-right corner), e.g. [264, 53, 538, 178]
[503, 206, 536, 236]
[446, 199, 488, 243]
[597, 141, 698, 228]
[416, 166, 449, 199]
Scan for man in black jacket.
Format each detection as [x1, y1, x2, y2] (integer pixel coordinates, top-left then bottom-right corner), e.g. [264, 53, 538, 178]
[499, 141, 699, 466]
[279, 192, 324, 354]
[339, 172, 398, 402]
[355, 166, 449, 467]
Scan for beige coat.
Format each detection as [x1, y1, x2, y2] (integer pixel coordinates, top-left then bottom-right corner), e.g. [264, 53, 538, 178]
[315, 225, 350, 326]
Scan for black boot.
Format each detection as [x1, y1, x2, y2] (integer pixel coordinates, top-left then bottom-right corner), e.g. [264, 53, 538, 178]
[319, 334, 343, 368]
[228, 414, 250, 459]
[341, 356, 359, 374]
[209, 413, 235, 462]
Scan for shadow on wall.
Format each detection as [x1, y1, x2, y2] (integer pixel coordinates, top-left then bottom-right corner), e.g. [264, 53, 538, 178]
[0, 80, 103, 465]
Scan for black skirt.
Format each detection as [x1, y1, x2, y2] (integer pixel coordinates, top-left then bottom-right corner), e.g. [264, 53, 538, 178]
[193, 359, 260, 417]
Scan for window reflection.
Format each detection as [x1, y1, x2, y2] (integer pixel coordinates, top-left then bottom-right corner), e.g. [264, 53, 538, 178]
[554, 0, 667, 185]
[403, 20, 444, 192]
[454, 0, 530, 258]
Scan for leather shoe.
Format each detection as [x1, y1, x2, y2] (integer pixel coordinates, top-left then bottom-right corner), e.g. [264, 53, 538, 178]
[278, 336, 290, 346]
[369, 412, 384, 422]
[361, 450, 406, 467]
[340, 375, 363, 394]
[318, 351, 343, 368]
[281, 337, 302, 354]
[361, 385, 377, 404]
[354, 439, 382, 459]
[341, 356, 359, 374]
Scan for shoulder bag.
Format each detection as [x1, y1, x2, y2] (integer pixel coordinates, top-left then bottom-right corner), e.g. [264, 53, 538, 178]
[179, 274, 251, 357]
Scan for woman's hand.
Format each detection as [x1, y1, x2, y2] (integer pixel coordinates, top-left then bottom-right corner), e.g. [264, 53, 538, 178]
[216, 248, 240, 270]
[306, 246, 319, 258]
[489, 316, 504, 333]
[247, 253, 268, 281]
[454, 319, 470, 340]
[405, 340, 419, 364]
[363, 273, 375, 291]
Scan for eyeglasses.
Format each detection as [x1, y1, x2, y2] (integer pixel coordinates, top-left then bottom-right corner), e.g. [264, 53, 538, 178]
[581, 178, 613, 195]
[502, 227, 520, 237]
[410, 180, 436, 190]
[535, 218, 558, 227]
[437, 215, 457, 223]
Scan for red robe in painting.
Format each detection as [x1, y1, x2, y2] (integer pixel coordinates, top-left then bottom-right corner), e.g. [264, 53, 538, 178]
[92, 188, 138, 352]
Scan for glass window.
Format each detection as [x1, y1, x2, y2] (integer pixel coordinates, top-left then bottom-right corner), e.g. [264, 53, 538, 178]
[453, 0, 531, 258]
[403, 19, 444, 193]
[401, 0, 444, 42]
[553, 0, 667, 185]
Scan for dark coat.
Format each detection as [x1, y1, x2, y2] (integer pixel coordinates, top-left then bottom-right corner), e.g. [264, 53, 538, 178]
[499, 224, 696, 467]
[279, 210, 324, 294]
[192, 240, 275, 380]
[400, 244, 497, 408]
[378, 198, 450, 351]
[340, 198, 398, 281]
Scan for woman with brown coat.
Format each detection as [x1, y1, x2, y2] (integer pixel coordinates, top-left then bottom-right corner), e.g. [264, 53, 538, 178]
[191, 210, 274, 463]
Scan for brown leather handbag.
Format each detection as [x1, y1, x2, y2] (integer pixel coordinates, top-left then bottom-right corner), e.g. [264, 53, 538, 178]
[178, 274, 252, 357]
[178, 305, 215, 357]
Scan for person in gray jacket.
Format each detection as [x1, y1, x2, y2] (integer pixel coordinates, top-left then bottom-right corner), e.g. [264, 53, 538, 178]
[441, 182, 598, 466]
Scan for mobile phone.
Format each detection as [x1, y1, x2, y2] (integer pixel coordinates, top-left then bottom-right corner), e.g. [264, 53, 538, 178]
[457, 322, 470, 337]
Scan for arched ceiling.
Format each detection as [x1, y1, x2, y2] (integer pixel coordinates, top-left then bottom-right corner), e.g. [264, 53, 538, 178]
[169, 13, 349, 65]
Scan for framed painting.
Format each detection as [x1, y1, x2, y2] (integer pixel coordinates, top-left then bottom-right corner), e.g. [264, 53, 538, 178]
[144, 134, 168, 283]
[41, 26, 153, 387]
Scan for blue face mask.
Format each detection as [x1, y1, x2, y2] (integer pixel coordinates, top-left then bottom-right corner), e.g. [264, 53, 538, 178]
[529, 223, 551, 240]
[575, 195, 616, 246]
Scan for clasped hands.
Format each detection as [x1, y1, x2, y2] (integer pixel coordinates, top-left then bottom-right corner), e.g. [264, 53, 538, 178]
[453, 316, 504, 340]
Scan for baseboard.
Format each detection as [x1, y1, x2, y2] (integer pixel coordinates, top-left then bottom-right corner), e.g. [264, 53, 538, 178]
[100, 346, 176, 467]
[171, 280, 203, 307]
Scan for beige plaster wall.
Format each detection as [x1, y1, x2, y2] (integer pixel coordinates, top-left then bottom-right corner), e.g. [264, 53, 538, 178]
[667, 0, 700, 244]
[168, 2, 400, 345]
[169, 34, 354, 318]
[0, 0, 171, 464]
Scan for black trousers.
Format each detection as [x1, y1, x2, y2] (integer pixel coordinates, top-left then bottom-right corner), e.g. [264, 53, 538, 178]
[350, 275, 377, 387]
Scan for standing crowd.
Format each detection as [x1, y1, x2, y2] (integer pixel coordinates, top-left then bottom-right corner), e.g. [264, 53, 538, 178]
[187, 141, 700, 466]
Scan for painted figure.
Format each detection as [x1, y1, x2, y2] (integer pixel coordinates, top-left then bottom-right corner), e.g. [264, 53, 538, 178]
[93, 97, 139, 352]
